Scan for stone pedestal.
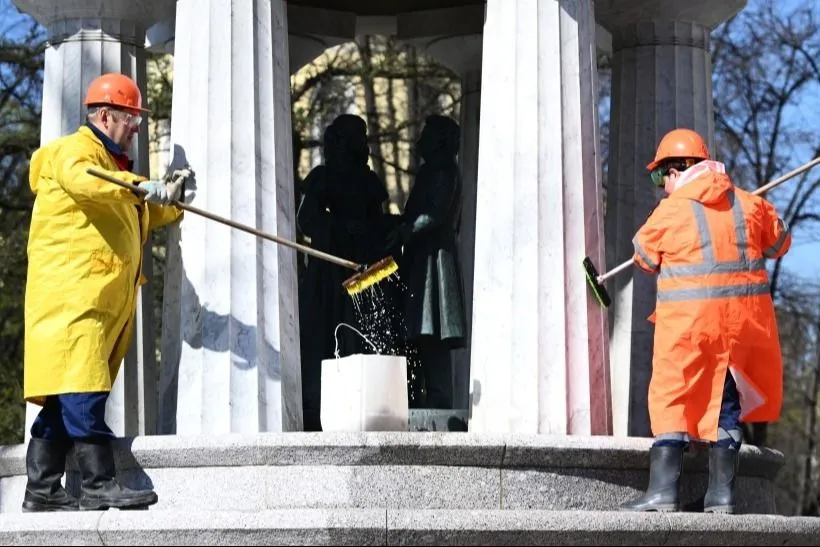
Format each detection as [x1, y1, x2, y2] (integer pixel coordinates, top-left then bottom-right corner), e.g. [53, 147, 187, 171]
[13, 0, 174, 438]
[468, 0, 610, 435]
[159, 0, 301, 434]
[0, 433, 794, 520]
[1, 433, 814, 544]
[596, 0, 746, 437]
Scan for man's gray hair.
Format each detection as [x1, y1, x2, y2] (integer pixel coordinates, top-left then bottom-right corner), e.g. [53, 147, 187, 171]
[86, 106, 103, 120]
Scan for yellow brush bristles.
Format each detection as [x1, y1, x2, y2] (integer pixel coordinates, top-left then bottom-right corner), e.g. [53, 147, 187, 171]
[342, 257, 399, 296]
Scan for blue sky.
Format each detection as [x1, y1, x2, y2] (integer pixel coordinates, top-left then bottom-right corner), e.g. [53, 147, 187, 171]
[0, 0, 33, 39]
[1, 0, 817, 284]
[737, 0, 820, 285]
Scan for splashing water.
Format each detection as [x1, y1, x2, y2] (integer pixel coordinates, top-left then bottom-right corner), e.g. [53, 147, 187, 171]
[351, 293, 362, 315]
[343, 272, 425, 405]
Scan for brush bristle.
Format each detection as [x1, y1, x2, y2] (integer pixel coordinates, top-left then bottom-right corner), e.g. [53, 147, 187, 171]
[582, 257, 611, 308]
[343, 257, 399, 296]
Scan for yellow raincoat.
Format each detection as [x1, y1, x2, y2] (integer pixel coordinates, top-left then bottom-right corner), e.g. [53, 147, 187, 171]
[24, 125, 182, 405]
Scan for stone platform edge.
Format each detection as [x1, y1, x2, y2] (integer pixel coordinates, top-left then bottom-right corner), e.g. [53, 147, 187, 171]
[0, 432, 783, 479]
[1, 509, 819, 546]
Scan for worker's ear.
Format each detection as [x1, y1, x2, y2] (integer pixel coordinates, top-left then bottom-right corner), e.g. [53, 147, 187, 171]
[97, 108, 110, 127]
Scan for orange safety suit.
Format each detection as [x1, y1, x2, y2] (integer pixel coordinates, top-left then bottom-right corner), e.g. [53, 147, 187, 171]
[632, 161, 791, 442]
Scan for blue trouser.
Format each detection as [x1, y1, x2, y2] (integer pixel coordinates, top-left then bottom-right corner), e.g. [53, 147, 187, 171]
[30, 392, 114, 442]
[653, 371, 742, 450]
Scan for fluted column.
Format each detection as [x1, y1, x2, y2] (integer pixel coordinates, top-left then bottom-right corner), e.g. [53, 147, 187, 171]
[597, 0, 746, 437]
[159, 0, 301, 434]
[468, 0, 610, 435]
[453, 67, 481, 410]
[14, 0, 174, 438]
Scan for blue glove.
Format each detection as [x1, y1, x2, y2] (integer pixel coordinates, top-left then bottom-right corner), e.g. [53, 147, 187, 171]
[140, 181, 171, 205]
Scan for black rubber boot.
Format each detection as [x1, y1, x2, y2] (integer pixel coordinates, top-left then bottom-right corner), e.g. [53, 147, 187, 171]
[74, 440, 158, 510]
[620, 445, 683, 512]
[704, 446, 738, 514]
[303, 408, 323, 432]
[22, 438, 79, 512]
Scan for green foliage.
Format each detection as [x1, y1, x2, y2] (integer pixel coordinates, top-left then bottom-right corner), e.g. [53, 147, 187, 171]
[0, 3, 44, 444]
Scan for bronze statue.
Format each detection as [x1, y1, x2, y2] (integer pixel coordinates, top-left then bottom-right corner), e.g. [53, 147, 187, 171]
[297, 114, 393, 431]
[386, 115, 467, 409]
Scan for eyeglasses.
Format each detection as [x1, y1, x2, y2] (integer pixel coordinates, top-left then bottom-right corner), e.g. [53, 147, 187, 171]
[104, 108, 143, 129]
[120, 112, 143, 129]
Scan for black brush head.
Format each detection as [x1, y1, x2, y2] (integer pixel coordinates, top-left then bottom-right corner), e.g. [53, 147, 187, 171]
[582, 257, 611, 308]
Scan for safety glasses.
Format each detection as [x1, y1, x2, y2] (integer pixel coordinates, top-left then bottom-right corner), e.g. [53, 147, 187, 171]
[649, 167, 667, 188]
[105, 108, 143, 129]
[121, 112, 143, 129]
[650, 158, 697, 187]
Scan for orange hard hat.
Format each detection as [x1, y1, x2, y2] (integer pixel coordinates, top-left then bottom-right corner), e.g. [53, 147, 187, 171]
[84, 73, 150, 114]
[646, 128, 710, 171]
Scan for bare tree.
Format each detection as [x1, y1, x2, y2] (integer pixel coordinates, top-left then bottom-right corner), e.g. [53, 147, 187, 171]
[711, 0, 820, 301]
[710, 0, 820, 489]
[0, 1, 44, 444]
[770, 277, 820, 516]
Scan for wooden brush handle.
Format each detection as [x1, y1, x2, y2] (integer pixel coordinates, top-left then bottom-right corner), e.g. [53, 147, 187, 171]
[597, 155, 820, 283]
[597, 259, 633, 283]
[86, 168, 362, 271]
[753, 156, 820, 195]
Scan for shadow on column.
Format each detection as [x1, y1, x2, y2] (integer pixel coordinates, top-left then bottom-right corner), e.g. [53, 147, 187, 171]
[157, 145, 282, 435]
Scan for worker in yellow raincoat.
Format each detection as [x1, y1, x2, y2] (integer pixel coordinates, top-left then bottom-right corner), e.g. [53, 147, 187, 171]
[22, 73, 191, 512]
[620, 129, 790, 514]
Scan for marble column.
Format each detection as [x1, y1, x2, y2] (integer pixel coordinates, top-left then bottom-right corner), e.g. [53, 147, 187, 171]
[159, 0, 301, 434]
[145, 18, 176, 55]
[468, 0, 611, 435]
[13, 0, 174, 438]
[423, 35, 483, 411]
[596, 0, 746, 437]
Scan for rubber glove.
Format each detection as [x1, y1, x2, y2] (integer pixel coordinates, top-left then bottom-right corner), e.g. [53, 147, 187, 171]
[164, 168, 193, 202]
[140, 181, 171, 205]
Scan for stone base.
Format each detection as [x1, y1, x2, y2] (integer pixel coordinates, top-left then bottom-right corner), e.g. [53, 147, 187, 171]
[408, 409, 468, 432]
[2, 432, 817, 544]
[2, 509, 819, 546]
[0, 433, 788, 515]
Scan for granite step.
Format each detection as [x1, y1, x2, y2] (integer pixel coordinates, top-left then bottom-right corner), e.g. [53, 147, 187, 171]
[1, 509, 818, 546]
[0, 433, 785, 515]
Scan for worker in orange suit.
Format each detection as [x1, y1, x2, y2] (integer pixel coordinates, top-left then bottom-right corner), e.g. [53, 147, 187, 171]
[620, 128, 791, 514]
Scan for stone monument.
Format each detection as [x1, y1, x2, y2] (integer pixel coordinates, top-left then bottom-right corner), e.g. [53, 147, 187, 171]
[3, 0, 818, 544]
